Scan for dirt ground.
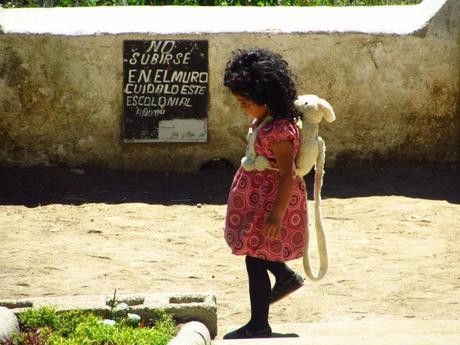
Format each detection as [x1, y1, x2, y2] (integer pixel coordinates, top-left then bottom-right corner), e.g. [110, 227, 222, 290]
[0, 163, 459, 332]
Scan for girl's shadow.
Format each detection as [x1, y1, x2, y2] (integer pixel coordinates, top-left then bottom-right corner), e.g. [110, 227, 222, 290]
[271, 332, 299, 338]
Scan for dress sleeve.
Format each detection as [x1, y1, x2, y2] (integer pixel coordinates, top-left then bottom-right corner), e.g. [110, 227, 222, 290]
[259, 119, 299, 151]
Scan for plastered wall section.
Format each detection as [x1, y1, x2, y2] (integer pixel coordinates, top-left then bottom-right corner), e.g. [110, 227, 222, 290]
[0, 0, 458, 172]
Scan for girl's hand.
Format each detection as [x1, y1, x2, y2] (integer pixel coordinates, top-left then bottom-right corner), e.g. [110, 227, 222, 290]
[263, 213, 282, 239]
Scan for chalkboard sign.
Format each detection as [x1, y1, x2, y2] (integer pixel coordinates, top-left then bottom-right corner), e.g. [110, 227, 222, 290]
[123, 40, 208, 142]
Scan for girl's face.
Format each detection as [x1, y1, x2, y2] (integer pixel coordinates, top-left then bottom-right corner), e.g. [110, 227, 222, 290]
[234, 94, 270, 120]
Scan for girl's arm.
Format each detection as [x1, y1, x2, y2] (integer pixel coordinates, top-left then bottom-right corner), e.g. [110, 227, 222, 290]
[263, 140, 295, 239]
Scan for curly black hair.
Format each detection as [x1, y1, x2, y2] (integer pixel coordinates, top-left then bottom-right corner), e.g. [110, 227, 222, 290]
[223, 48, 302, 122]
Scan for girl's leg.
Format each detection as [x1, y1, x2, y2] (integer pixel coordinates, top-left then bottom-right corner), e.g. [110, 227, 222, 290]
[245, 255, 271, 330]
[266, 259, 304, 304]
[223, 256, 272, 339]
[265, 260, 295, 283]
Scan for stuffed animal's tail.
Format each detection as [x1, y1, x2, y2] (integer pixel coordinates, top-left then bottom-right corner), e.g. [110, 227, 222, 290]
[302, 137, 328, 281]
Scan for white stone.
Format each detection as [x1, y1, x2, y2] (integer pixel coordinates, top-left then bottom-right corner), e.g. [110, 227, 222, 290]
[168, 321, 211, 345]
[0, 307, 19, 341]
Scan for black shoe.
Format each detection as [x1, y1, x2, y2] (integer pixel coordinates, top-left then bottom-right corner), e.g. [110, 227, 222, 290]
[270, 272, 304, 304]
[223, 324, 272, 339]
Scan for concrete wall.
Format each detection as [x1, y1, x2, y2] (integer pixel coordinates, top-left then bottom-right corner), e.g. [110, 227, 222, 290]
[0, 0, 458, 172]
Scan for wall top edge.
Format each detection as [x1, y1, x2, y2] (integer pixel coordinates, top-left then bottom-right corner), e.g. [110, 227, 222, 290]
[0, 1, 448, 36]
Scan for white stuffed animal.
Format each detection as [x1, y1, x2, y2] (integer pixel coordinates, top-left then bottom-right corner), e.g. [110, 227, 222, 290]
[294, 94, 336, 281]
[295, 94, 336, 176]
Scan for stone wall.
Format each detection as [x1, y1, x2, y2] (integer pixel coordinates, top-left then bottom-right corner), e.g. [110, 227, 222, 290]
[0, 0, 458, 172]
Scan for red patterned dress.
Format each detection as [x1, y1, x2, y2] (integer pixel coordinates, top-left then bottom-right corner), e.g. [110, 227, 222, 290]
[224, 118, 308, 262]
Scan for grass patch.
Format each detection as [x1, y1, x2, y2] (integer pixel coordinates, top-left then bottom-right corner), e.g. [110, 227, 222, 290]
[0, 0, 422, 8]
[1, 306, 175, 345]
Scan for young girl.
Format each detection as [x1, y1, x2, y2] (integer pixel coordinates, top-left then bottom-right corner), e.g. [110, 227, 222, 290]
[223, 48, 308, 339]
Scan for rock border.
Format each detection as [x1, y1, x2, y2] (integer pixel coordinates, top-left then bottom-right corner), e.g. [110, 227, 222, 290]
[0, 292, 217, 340]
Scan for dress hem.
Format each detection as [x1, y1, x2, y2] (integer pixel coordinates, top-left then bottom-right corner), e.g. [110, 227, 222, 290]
[230, 249, 303, 263]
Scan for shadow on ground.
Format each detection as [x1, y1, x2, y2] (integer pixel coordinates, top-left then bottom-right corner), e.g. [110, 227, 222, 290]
[0, 162, 458, 207]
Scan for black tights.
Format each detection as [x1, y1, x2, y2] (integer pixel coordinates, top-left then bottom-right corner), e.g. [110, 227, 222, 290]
[245, 256, 295, 330]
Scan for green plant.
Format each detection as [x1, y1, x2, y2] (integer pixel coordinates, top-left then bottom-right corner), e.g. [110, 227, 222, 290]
[18, 306, 60, 332]
[106, 289, 133, 322]
[2, 306, 175, 345]
[107, 289, 120, 320]
[46, 310, 175, 345]
[1, 327, 52, 345]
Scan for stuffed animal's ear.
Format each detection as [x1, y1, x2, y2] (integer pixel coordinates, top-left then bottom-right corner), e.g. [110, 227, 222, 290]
[318, 98, 336, 123]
